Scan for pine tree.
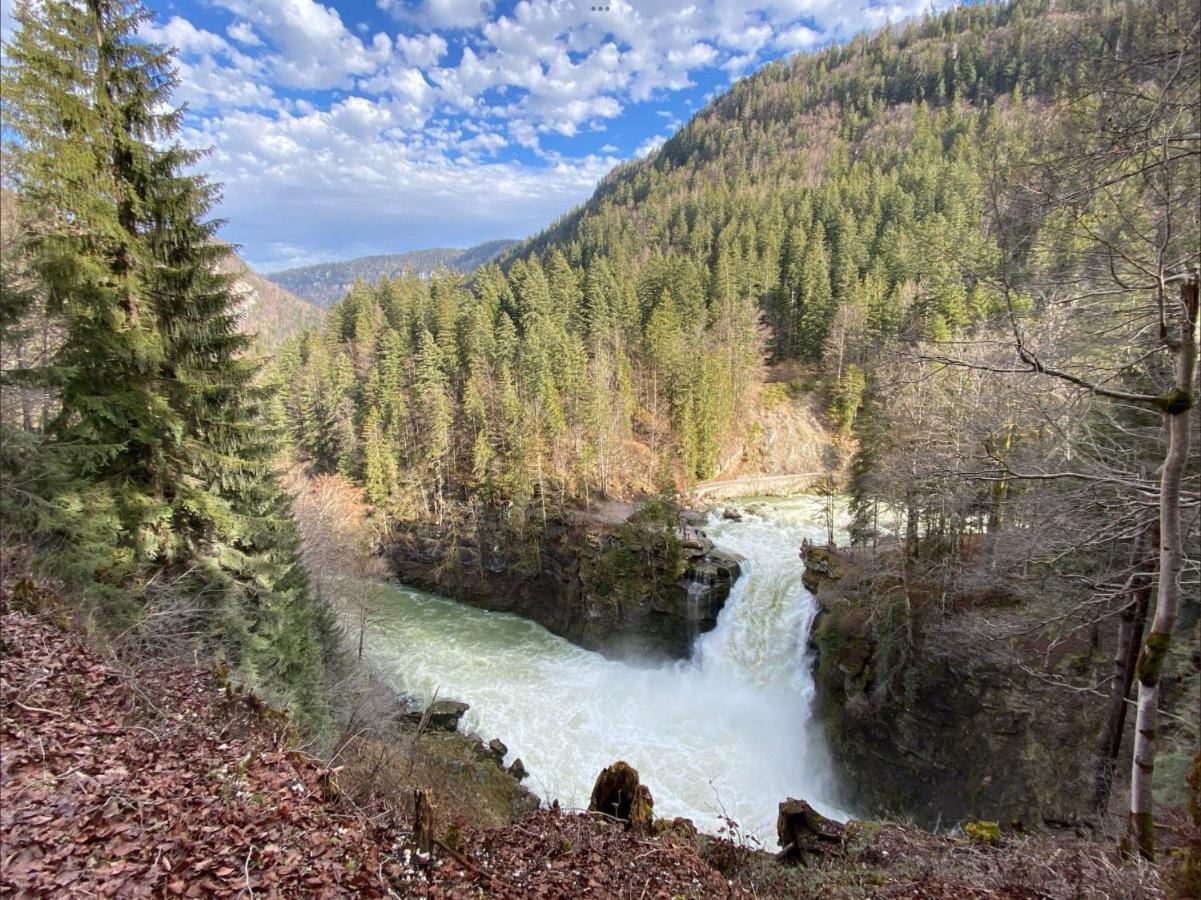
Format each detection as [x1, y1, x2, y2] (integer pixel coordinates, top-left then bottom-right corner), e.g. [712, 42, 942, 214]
[415, 328, 453, 520]
[847, 395, 883, 547]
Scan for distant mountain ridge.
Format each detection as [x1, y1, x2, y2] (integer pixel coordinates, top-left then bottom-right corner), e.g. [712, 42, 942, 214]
[265, 239, 518, 308]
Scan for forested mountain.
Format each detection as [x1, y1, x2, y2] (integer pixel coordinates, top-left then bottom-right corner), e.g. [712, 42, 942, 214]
[266, 239, 518, 308]
[282, 0, 1195, 515]
[214, 248, 323, 346]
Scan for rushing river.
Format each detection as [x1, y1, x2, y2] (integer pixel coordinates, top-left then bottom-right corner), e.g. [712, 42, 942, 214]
[362, 496, 848, 846]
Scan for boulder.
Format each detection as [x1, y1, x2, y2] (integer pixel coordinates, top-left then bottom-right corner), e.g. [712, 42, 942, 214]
[589, 761, 654, 831]
[487, 738, 508, 762]
[401, 699, 470, 733]
[507, 758, 528, 781]
[776, 799, 844, 864]
[653, 816, 699, 843]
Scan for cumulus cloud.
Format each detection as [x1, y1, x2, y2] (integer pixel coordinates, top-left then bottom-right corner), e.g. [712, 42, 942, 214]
[379, 0, 495, 30]
[635, 133, 669, 159]
[226, 21, 263, 47]
[183, 102, 618, 269]
[213, 0, 392, 89]
[120, 0, 956, 265]
[775, 24, 821, 51]
[394, 31, 449, 67]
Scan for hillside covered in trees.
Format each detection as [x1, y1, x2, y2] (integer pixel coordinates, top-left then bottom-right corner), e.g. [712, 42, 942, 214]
[279, 0, 1197, 534]
[266, 239, 519, 308]
[215, 248, 324, 347]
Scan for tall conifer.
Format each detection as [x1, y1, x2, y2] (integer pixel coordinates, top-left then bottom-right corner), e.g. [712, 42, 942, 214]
[2, 0, 333, 729]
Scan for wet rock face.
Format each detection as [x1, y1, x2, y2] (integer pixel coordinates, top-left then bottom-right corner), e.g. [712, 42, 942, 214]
[388, 511, 742, 661]
[807, 576, 1103, 829]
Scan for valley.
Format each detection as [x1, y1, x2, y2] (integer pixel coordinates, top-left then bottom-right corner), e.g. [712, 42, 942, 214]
[1, 0, 1197, 896]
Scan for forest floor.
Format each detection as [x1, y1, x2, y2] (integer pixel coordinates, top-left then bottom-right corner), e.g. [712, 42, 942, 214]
[0, 599, 1173, 898]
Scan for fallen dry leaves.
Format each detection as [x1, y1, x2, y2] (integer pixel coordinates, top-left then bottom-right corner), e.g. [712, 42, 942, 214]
[421, 807, 735, 899]
[0, 609, 405, 897]
[0, 608, 742, 898]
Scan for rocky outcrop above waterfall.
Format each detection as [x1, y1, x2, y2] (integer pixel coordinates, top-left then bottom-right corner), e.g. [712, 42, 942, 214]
[799, 542, 853, 594]
[388, 502, 742, 660]
[804, 546, 1105, 829]
[399, 699, 470, 732]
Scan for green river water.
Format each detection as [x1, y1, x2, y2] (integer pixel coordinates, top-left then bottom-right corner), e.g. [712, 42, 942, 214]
[361, 496, 848, 846]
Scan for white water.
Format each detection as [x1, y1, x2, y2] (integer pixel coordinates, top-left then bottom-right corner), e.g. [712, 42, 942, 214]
[362, 496, 848, 847]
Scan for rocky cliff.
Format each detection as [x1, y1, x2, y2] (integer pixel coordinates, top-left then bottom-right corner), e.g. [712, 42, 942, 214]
[388, 505, 741, 660]
[802, 545, 1103, 829]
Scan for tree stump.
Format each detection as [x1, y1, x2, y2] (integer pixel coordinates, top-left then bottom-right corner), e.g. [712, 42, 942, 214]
[589, 761, 654, 831]
[776, 798, 844, 864]
[414, 789, 435, 855]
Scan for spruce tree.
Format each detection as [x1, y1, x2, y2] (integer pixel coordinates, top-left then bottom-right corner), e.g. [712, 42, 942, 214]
[2, 0, 334, 731]
[797, 224, 834, 362]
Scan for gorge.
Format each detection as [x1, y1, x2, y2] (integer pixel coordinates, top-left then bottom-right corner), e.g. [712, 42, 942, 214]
[363, 497, 847, 845]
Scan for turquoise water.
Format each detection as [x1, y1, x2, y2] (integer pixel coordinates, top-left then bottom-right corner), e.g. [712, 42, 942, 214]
[362, 496, 848, 846]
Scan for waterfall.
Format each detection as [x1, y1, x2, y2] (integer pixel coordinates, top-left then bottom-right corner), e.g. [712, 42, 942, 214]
[684, 579, 708, 645]
[363, 496, 847, 847]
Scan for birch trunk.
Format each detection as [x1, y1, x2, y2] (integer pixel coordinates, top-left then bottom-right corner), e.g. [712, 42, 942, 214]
[1129, 274, 1199, 859]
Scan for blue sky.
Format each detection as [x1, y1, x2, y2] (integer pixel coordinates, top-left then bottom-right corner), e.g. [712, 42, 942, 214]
[1, 1, 950, 271]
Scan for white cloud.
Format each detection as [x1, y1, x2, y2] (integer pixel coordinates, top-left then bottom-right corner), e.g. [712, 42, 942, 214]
[214, 0, 392, 89]
[126, 0, 956, 264]
[379, 0, 494, 30]
[774, 24, 820, 51]
[635, 133, 668, 159]
[459, 131, 507, 156]
[226, 21, 263, 47]
[184, 103, 618, 268]
[394, 31, 449, 67]
[147, 16, 231, 57]
[141, 16, 270, 112]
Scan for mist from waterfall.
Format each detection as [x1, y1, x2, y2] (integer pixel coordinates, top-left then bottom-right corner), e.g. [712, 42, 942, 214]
[362, 496, 848, 846]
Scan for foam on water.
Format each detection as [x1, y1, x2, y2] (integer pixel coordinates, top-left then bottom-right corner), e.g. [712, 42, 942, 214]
[362, 495, 848, 846]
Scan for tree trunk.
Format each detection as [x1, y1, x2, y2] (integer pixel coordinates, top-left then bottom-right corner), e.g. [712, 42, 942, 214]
[1091, 523, 1156, 813]
[1129, 274, 1199, 859]
[414, 789, 435, 855]
[16, 338, 33, 431]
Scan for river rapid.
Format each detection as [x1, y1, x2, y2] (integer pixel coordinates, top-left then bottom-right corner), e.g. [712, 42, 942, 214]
[361, 496, 848, 846]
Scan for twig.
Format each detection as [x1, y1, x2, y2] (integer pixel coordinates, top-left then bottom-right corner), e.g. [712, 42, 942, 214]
[236, 844, 255, 899]
[9, 700, 63, 717]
